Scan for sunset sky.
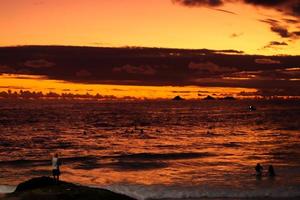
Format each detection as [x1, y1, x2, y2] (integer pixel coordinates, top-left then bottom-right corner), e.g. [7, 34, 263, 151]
[0, 0, 300, 99]
[1, 0, 300, 55]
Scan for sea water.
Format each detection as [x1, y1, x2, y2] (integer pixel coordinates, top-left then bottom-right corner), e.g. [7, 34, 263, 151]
[0, 99, 300, 199]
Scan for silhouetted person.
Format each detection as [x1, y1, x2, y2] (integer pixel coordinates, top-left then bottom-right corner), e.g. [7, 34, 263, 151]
[52, 153, 61, 182]
[268, 165, 276, 177]
[255, 163, 263, 177]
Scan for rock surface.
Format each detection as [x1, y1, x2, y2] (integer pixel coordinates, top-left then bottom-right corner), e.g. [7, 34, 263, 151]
[1, 176, 136, 200]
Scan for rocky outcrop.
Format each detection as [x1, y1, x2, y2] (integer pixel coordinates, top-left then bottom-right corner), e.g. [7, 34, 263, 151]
[3, 176, 136, 200]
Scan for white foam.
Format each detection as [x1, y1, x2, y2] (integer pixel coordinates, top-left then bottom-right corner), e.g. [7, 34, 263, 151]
[103, 184, 300, 200]
[0, 185, 16, 194]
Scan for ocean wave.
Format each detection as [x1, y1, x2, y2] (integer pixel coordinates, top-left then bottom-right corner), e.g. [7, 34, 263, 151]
[0, 156, 97, 167]
[105, 184, 300, 200]
[0, 185, 16, 193]
[110, 161, 168, 171]
[115, 152, 216, 161]
[0, 159, 49, 167]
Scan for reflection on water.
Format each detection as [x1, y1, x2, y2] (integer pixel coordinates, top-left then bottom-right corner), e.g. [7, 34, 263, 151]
[0, 99, 300, 198]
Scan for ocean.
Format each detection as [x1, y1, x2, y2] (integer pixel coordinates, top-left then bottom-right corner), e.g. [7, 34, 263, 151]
[0, 99, 300, 199]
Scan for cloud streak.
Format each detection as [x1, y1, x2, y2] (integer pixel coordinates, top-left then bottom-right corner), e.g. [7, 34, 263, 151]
[173, 0, 300, 17]
[23, 59, 55, 68]
[255, 58, 281, 64]
[173, 0, 223, 7]
[113, 64, 156, 75]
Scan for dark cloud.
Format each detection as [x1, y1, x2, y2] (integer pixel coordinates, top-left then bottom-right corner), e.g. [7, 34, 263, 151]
[76, 69, 92, 77]
[259, 18, 280, 24]
[212, 8, 237, 14]
[271, 25, 300, 38]
[173, 0, 300, 18]
[1, 46, 300, 97]
[173, 0, 223, 7]
[270, 25, 291, 38]
[269, 41, 288, 45]
[293, 31, 300, 36]
[213, 49, 244, 54]
[253, 87, 300, 97]
[284, 18, 299, 24]
[255, 58, 281, 64]
[230, 32, 243, 38]
[263, 41, 288, 49]
[259, 18, 300, 39]
[23, 59, 55, 68]
[292, 2, 300, 16]
[113, 64, 156, 75]
[0, 65, 16, 74]
[189, 61, 236, 76]
[244, 0, 286, 6]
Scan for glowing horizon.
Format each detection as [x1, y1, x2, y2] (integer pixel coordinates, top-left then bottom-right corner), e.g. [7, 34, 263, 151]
[0, 74, 259, 99]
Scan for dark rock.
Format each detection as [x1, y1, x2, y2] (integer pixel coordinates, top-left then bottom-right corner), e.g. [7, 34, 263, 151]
[15, 176, 56, 192]
[203, 95, 215, 100]
[172, 96, 184, 101]
[4, 176, 136, 200]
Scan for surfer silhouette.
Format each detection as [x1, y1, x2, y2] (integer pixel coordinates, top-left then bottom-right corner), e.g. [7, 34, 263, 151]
[255, 163, 263, 177]
[268, 165, 276, 177]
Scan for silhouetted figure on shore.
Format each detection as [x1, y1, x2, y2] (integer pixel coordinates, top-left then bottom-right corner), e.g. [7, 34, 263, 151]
[268, 165, 276, 177]
[52, 153, 61, 182]
[255, 163, 263, 177]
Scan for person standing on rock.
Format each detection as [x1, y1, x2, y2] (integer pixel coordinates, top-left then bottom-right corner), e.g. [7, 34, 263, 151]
[52, 153, 61, 182]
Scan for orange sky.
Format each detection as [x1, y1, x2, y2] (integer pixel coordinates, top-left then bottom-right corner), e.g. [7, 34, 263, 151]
[1, 0, 299, 55]
[0, 0, 299, 99]
[0, 74, 258, 99]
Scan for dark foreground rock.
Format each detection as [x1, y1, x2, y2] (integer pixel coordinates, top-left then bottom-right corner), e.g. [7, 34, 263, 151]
[1, 177, 136, 200]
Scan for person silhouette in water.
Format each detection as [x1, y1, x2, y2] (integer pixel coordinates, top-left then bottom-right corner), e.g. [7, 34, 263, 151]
[255, 163, 263, 177]
[268, 165, 276, 177]
[52, 153, 61, 182]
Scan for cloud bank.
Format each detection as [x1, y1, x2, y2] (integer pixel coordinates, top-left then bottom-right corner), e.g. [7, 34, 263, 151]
[0, 46, 299, 97]
[173, 0, 300, 17]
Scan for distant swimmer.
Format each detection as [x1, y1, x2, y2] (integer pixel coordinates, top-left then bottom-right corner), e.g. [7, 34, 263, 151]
[268, 165, 276, 177]
[255, 163, 263, 177]
[249, 106, 256, 111]
[52, 153, 62, 182]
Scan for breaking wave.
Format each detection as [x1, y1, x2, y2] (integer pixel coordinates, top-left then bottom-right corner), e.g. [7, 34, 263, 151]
[105, 184, 300, 200]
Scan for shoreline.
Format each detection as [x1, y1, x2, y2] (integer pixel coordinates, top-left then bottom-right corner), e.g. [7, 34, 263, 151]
[1, 177, 300, 200]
